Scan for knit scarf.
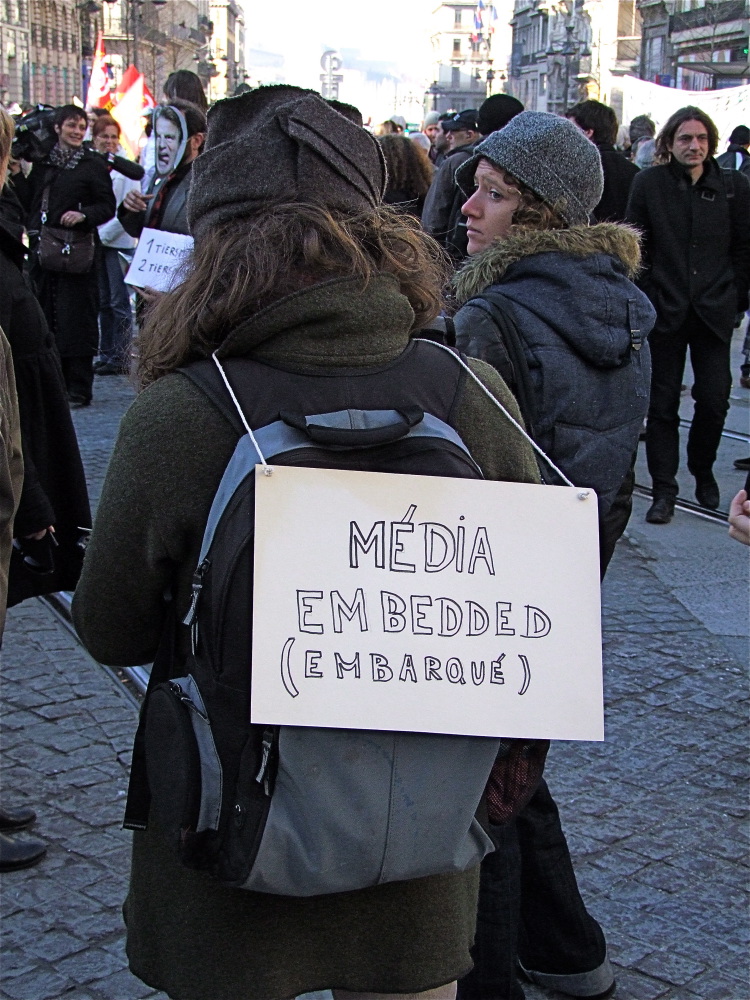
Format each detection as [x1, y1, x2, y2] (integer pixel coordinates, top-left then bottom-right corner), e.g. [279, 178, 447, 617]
[49, 144, 85, 170]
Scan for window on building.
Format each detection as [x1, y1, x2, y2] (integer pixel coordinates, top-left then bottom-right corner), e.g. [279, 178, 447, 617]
[454, 8, 462, 28]
[539, 72, 547, 94]
[40, 25, 48, 47]
[452, 66, 460, 87]
[453, 38, 461, 56]
[530, 77, 538, 110]
[644, 35, 663, 80]
[541, 13, 548, 49]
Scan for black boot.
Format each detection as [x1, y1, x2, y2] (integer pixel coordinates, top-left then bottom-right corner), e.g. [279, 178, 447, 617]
[0, 803, 36, 831]
[0, 832, 46, 871]
[646, 496, 675, 524]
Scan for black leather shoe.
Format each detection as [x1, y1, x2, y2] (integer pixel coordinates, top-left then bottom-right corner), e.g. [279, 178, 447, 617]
[695, 477, 720, 509]
[646, 496, 675, 524]
[733, 457, 750, 471]
[68, 393, 91, 408]
[0, 832, 46, 871]
[0, 804, 36, 831]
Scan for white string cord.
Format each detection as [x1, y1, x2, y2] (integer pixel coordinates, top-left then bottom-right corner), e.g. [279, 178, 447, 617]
[211, 353, 271, 471]
[428, 341, 575, 488]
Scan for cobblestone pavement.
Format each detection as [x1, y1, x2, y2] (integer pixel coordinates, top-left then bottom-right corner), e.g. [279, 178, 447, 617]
[1, 372, 748, 1000]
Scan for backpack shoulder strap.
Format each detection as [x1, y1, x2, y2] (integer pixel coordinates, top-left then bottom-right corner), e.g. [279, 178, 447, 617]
[464, 292, 538, 439]
[179, 358, 247, 436]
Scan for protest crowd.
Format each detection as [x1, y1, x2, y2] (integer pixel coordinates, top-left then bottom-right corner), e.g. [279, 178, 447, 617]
[0, 55, 749, 1000]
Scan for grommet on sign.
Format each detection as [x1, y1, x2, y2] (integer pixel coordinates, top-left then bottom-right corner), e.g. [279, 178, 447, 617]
[263, 467, 274, 477]
[578, 491, 590, 500]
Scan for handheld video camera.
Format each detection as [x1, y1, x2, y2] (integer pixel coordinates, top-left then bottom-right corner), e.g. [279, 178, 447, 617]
[11, 105, 144, 181]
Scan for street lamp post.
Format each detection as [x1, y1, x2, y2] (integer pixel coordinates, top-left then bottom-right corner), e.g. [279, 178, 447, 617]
[547, 23, 590, 114]
[428, 81, 443, 112]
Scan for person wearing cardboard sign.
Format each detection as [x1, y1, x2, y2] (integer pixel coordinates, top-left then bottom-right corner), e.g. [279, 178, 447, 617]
[71, 85, 545, 1000]
[451, 111, 656, 1000]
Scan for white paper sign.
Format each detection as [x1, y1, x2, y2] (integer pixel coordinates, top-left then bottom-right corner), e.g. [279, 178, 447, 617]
[251, 466, 604, 741]
[125, 227, 193, 292]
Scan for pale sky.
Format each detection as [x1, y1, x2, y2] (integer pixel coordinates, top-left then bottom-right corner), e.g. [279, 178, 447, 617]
[240, 0, 438, 87]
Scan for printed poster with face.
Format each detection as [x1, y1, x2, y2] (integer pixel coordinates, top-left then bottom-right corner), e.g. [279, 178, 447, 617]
[150, 104, 188, 177]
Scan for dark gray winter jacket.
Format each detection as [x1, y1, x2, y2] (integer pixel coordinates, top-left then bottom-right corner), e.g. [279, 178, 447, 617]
[452, 223, 655, 513]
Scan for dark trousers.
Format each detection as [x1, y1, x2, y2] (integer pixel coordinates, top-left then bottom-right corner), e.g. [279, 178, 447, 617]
[60, 355, 94, 404]
[646, 311, 731, 497]
[457, 780, 607, 1000]
[97, 246, 133, 365]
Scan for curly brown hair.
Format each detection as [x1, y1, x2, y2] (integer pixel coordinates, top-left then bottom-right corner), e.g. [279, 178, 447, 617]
[134, 202, 450, 387]
[378, 134, 433, 202]
[500, 170, 568, 231]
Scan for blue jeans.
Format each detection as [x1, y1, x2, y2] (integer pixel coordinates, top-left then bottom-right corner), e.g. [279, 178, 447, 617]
[97, 246, 133, 366]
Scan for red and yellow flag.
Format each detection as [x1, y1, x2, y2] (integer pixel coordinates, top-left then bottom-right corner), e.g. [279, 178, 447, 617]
[85, 31, 111, 109]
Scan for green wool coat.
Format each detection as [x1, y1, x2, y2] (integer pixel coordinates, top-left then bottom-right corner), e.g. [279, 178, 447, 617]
[72, 274, 539, 1000]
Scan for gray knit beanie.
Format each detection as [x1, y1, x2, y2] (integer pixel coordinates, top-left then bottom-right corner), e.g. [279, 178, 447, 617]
[455, 111, 603, 226]
[188, 85, 387, 237]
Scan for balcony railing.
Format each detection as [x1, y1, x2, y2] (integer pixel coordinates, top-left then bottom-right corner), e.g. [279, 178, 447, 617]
[670, 0, 747, 33]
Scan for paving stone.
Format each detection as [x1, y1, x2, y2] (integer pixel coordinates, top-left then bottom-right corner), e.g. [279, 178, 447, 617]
[87, 968, 161, 1000]
[633, 950, 708, 987]
[54, 946, 125, 985]
[681, 970, 750, 1000]
[0, 969, 71, 1000]
[26, 929, 88, 962]
[0, 953, 38, 979]
[605, 967, 673, 999]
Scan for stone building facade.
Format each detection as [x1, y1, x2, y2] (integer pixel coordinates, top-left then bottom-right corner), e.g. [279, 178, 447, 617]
[207, 0, 245, 102]
[638, 0, 749, 91]
[1, 0, 84, 107]
[428, 0, 512, 114]
[100, 0, 212, 101]
[507, 0, 642, 122]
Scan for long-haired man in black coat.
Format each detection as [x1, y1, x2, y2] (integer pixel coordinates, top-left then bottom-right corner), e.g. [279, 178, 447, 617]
[626, 106, 750, 523]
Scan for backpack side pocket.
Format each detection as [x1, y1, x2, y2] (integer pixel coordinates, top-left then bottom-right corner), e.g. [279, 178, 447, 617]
[144, 676, 222, 867]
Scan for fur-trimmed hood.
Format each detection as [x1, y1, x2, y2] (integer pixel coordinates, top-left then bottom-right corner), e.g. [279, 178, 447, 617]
[452, 222, 642, 306]
[452, 221, 655, 373]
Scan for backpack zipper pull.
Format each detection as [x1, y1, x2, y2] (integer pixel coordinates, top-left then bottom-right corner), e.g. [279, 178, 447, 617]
[255, 728, 276, 796]
[183, 559, 210, 653]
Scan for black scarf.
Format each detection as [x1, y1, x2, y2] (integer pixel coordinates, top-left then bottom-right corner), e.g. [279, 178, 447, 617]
[49, 144, 85, 170]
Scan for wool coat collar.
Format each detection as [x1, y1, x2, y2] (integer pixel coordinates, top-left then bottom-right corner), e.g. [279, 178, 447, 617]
[451, 222, 642, 305]
[215, 274, 416, 367]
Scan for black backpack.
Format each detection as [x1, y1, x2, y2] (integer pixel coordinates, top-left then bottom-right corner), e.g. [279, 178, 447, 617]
[124, 339, 537, 896]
